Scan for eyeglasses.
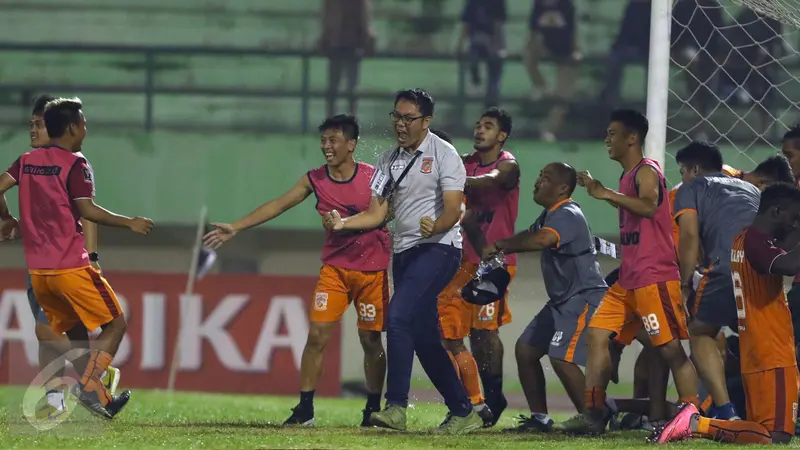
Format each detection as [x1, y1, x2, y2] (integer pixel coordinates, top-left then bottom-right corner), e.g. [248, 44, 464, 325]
[389, 111, 424, 124]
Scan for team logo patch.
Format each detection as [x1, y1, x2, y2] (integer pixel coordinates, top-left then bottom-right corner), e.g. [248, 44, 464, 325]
[420, 157, 434, 174]
[314, 292, 328, 311]
[82, 167, 92, 182]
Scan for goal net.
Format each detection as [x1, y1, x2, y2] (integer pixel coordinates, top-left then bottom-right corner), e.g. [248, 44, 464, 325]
[665, 0, 800, 181]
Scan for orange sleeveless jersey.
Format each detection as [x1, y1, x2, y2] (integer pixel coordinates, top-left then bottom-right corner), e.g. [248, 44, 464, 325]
[730, 227, 796, 374]
[670, 165, 741, 252]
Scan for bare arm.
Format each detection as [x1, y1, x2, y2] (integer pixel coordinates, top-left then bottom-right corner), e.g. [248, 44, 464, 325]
[75, 199, 134, 228]
[599, 166, 660, 218]
[461, 209, 487, 254]
[495, 228, 559, 254]
[770, 249, 800, 276]
[82, 219, 98, 253]
[432, 190, 464, 235]
[465, 160, 520, 190]
[676, 212, 701, 285]
[341, 196, 389, 231]
[233, 175, 313, 232]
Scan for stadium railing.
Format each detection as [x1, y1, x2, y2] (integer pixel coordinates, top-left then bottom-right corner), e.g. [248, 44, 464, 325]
[0, 42, 609, 134]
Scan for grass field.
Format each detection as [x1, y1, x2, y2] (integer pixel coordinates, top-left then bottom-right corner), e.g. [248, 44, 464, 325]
[0, 387, 783, 449]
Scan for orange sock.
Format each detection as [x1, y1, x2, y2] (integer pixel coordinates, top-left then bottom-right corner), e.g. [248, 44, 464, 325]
[584, 387, 606, 411]
[700, 395, 713, 413]
[679, 395, 700, 408]
[455, 351, 484, 405]
[80, 350, 113, 405]
[447, 351, 462, 381]
[696, 417, 772, 444]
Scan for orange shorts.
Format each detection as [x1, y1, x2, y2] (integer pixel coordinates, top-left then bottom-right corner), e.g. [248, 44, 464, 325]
[438, 261, 514, 340]
[590, 280, 689, 347]
[742, 366, 800, 435]
[312, 264, 388, 331]
[31, 266, 122, 334]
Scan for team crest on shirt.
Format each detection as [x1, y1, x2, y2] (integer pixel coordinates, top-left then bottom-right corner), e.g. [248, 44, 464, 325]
[314, 292, 328, 311]
[420, 157, 434, 174]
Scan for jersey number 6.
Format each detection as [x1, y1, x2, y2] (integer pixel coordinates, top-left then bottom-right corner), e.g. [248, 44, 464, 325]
[731, 270, 746, 331]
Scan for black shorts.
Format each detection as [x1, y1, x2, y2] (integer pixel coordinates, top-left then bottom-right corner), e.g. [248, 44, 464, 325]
[519, 290, 603, 366]
[690, 273, 737, 329]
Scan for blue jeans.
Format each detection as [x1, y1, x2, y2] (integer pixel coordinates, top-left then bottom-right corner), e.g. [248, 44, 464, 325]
[385, 243, 472, 417]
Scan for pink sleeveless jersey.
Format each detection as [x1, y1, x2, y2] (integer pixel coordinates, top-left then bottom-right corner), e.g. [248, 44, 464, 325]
[308, 162, 390, 272]
[6, 147, 94, 270]
[462, 151, 519, 265]
[617, 158, 680, 290]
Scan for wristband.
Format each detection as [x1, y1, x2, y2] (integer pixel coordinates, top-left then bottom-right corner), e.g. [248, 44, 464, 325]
[89, 252, 99, 262]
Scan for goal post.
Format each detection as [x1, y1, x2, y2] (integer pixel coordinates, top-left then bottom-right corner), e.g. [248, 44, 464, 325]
[648, 0, 800, 185]
[646, 0, 673, 169]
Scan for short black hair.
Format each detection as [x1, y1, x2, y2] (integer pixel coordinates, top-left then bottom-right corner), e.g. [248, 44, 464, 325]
[550, 162, 578, 195]
[753, 154, 795, 185]
[759, 182, 800, 214]
[42, 97, 83, 139]
[318, 114, 359, 140]
[480, 107, 513, 140]
[394, 88, 435, 117]
[429, 128, 452, 144]
[609, 109, 649, 143]
[674, 141, 724, 172]
[31, 94, 55, 116]
[782, 124, 800, 143]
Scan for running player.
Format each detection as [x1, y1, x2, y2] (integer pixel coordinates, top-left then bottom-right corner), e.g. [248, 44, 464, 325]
[653, 183, 800, 445]
[203, 114, 389, 427]
[555, 109, 698, 434]
[0, 97, 153, 418]
[437, 107, 518, 426]
[14, 95, 121, 420]
[495, 162, 606, 432]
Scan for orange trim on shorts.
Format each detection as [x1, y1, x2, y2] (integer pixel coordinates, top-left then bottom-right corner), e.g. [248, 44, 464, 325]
[691, 265, 712, 316]
[673, 208, 696, 221]
[29, 266, 87, 276]
[548, 197, 572, 212]
[539, 227, 561, 247]
[85, 268, 119, 317]
[565, 304, 590, 362]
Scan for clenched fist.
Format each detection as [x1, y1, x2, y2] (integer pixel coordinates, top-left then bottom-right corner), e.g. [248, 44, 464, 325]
[323, 210, 345, 231]
[420, 216, 435, 238]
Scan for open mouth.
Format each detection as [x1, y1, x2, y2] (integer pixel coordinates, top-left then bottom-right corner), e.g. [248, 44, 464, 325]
[324, 152, 334, 161]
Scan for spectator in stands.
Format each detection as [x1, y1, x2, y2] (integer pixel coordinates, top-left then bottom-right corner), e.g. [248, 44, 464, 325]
[671, 0, 724, 140]
[522, 0, 581, 141]
[321, 0, 375, 118]
[598, 0, 650, 107]
[456, 0, 508, 108]
[718, 8, 784, 140]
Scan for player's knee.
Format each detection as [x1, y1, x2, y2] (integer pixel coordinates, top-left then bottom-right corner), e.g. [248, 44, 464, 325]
[514, 338, 545, 362]
[100, 313, 127, 333]
[34, 323, 58, 342]
[688, 320, 718, 338]
[357, 329, 383, 354]
[587, 327, 613, 349]
[306, 323, 334, 351]
[656, 339, 687, 362]
[443, 338, 467, 355]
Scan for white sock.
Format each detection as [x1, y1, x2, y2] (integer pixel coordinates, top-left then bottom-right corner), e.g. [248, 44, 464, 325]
[532, 412, 552, 423]
[47, 390, 65, 410]
[474, 403, 487, 411]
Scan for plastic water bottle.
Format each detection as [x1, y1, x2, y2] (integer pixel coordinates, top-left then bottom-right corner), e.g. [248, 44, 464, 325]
[476, 252, 505, 280]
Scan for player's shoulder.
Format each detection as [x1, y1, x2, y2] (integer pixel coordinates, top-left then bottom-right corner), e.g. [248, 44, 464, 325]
[549, 199, 583, 220]
[463, 151, 480, 165]
[357, 161, 376, 176]
[430, 134, 459, 157]
[307, 164, 328, 180]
